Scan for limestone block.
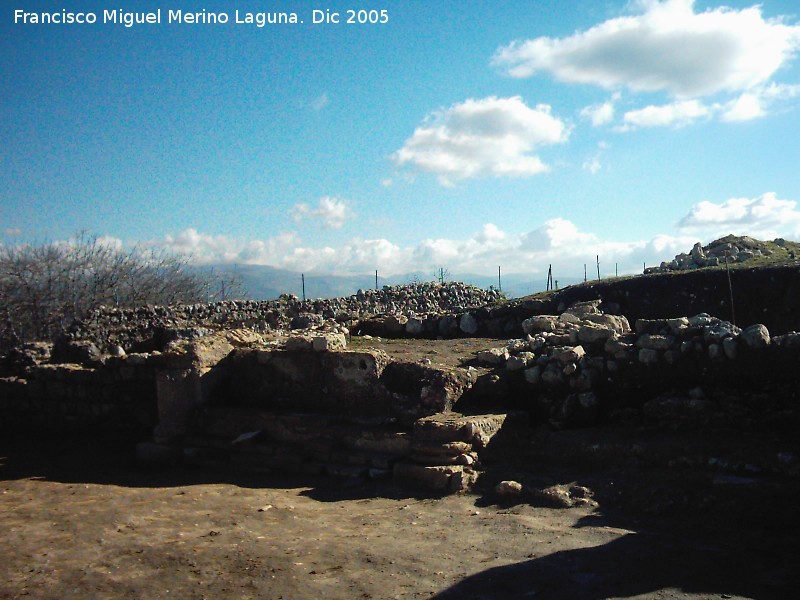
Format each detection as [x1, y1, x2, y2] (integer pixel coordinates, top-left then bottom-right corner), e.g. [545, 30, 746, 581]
[405, 316, 425, 336]
[636, 334, 674, 351]
[393, 462, 478, 493]
[476, 347, 509, 366]
[741, 324, 770, 349]
[577, 324, 616, 345]
[585, 313, 631, 334]
[495, 480, 524, 498]
[638, 348, 660, 364]
[285, 335, 314, 351]
[521, 315, 559, 334]
[556, 345, 585, 365]
[459, 313, 480, 335]
[312, 332, 347, 352]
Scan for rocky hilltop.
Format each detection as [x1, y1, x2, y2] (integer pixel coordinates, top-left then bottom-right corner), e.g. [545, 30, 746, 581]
[645, 234, 798, 273]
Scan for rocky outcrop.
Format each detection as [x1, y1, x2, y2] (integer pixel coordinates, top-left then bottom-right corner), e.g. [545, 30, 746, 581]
[645, 235, 778, 274]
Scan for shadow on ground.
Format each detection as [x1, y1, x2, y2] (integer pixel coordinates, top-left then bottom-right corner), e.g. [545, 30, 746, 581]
[430, 525, 797, 600]
[3, 430, 798, 600]
[0, 430, 422, 500]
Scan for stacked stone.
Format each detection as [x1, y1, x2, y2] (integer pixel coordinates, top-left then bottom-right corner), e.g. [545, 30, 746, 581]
[645, 235, 776, 274]
[64, 282, 503, 351]
[476, 300, 776, 427]
[394, 413, 508, 493]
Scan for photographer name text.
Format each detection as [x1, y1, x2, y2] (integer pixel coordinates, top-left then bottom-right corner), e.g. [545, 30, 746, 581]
[13, 8, 390, 28]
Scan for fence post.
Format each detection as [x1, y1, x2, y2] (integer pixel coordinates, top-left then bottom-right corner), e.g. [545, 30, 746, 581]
[301, 273, 306, 301]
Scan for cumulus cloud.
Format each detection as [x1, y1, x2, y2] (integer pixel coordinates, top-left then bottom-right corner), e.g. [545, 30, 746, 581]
[677, 192, 800, 238]
[392, 96, 570, 185]
[291, 196, 354, 229]
[619, 83, 800, 127]
[580, 101, 615, 127]
[152, 221, 646, 276]
[622, 98, 712, 128]
[157, 229, 301, 265]
[144, 192, 800, 284]
[493, 0, 800, 98]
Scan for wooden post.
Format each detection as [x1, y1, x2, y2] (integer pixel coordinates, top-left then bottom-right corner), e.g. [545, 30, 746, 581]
[725, 252, 736, 325]
[301, 273, 306, 301]
[615, 263, 618, 277]
[375, 270, 378, 289]
[584, 264, 587, 282]
[498, 266, 502, 292]
[596, 255, 600, 281]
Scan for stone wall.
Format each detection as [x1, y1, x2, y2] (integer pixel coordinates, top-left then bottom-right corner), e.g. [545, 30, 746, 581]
[465, 300, 800, 430]
[0, 353, 159, 432]
[62, 282, 503, 353]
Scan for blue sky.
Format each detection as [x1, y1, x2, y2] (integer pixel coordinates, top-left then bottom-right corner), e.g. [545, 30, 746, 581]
[2, 0, 800, 280]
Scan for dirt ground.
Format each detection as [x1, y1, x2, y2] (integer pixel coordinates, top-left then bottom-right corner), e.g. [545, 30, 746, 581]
[2, 337, 798, 599]
[2, 427, 797, 600]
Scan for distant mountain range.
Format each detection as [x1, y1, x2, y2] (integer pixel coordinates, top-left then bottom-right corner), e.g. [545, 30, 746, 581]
[192, 264, 584, 301]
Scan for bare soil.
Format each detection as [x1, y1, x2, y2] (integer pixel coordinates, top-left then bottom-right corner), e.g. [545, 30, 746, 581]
[2, 426, 797, 600]
[2, 336, 798, 599]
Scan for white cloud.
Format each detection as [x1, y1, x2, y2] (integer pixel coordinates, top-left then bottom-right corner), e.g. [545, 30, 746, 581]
[582, 141, 609, 174]
[720, 83, 800, 121]
[583, 156, 602, 174]
[96, 235, 123, 251]
[291, 196, 354, 229]
[580, 101, 615, 126]
[392, 96, 570, 185]
[677, 192, 800, 238]
[310, 93, 329, 111]
[720, 92, 764, 122]
[762, 82, 800, 100]
[622, 98, 712, 128]
[141, 192, 800, 284]
[493, 0, 800, 98]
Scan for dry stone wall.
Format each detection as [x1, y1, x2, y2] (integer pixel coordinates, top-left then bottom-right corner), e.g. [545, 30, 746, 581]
[469, 299, 800, 430]
[61, 282, 504, 353]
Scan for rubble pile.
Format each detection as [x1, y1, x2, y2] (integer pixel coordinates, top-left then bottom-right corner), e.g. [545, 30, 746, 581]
[475, 299, 794, 428]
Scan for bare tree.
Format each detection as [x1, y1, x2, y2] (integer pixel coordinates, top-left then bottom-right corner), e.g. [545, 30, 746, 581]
[0, 233, 246, 346]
